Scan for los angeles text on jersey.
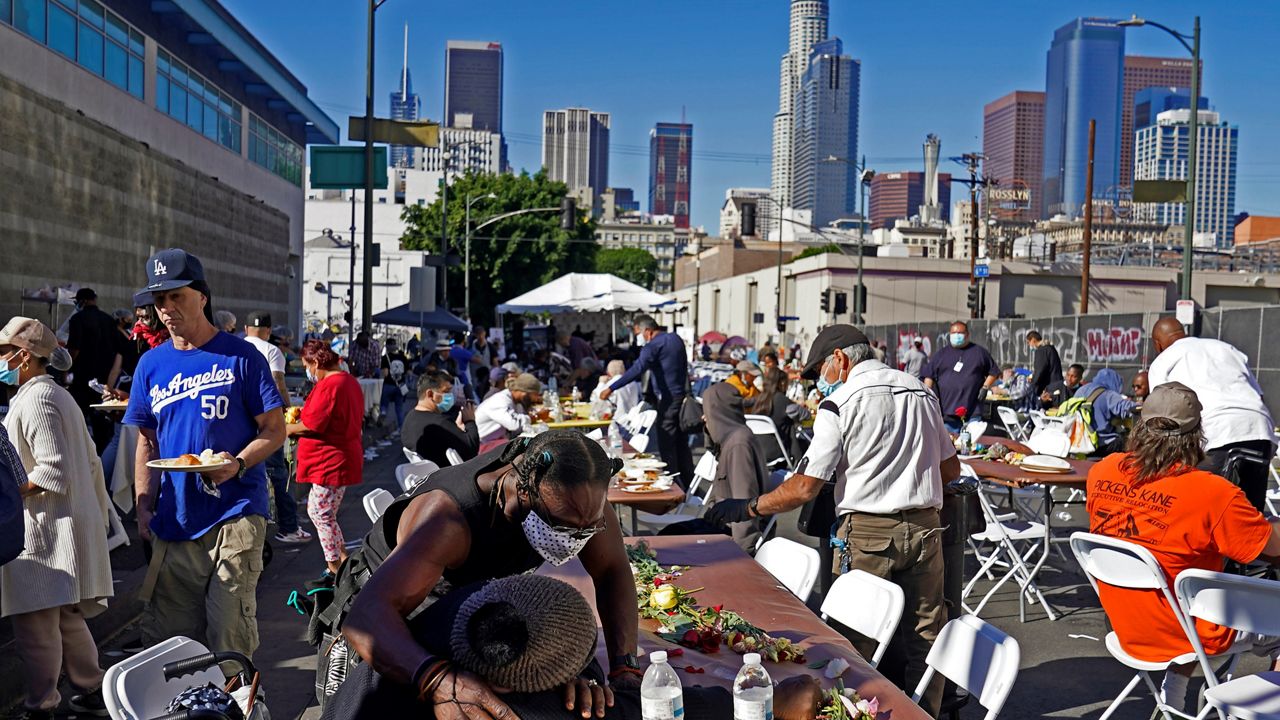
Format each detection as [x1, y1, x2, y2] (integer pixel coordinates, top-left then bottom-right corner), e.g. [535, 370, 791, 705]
[149, 365, 238, 412]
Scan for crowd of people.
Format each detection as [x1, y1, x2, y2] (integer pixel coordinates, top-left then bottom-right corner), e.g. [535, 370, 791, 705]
[1, 244, 1278, 720]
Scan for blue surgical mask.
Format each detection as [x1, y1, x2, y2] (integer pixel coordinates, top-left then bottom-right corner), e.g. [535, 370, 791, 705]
[0, 355, 18, 386]
[436, 392, 456, 412]
[950, 333, 966, 348]
[815, 360, 843, 397]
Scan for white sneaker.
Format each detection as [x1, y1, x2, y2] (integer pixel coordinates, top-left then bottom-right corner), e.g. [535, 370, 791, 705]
[274, 529, 312, 544]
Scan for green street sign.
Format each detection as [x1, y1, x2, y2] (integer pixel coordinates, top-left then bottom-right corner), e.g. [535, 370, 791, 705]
[309, 146, 388, 190]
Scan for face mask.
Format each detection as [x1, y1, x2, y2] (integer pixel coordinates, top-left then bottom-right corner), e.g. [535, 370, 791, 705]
[950, 333, 967, 348]
[815, 359, 843, 397]
[753, 375, 765, 392]
[436, 392, 456, 412]
[521, 509, 593, 566]
[0, 354, 19, 386]
[634, 332, 646, 347]
[306, 366, 317, 383]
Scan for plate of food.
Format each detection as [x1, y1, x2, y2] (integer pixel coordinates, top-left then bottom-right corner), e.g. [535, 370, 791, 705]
[1018, 454, 1072, 473]
[147, 449, 231, 472]
[622, 452, 656, 461]
[622, 484, 669, 494]
[90, 400, 130, 411]
[626, 458, 667, 470]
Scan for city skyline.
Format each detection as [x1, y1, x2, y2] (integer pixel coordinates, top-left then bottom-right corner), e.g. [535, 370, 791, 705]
[222, 0, 1280, 233]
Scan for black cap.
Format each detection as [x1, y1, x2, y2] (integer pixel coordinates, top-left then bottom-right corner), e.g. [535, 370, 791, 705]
[74, 287, 97, 302]
[801, 324, 870, 380]
[247, 311, 272, 328]
[137, 248, 206, 295]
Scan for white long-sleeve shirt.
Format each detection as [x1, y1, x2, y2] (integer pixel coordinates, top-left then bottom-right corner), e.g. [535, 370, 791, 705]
[475, 388, 531, 442]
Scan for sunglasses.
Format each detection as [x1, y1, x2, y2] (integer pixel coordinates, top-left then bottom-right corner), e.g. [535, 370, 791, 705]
[532, 494, 607, 540]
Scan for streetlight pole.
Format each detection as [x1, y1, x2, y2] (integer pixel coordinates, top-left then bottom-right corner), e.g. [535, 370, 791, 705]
[1119, 14, 1200, 301]
[464, 192, 496, 323]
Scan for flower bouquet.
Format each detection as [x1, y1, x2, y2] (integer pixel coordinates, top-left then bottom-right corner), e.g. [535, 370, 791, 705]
[817, 682, 880, 720]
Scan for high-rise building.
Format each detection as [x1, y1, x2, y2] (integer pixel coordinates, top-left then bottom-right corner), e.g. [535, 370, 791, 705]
[790, 38, 859, 228]
[1134, 108, 1238, 247]
[445, 40, 503, 133]
[983, 91, 1044, 222]
[542, 108, 609, 202]
[422, 127, 503, 176]
[770, 0, 828, 233]
[868, 172, 952, 230]
[721, 188, 772, 238]
[389, 25, 421, 169]
[1134, 86, 1207, 132]
[1120, 56, 1198, 188]
[649, 123, 693, 229]
[1042, 17, 1125, 218]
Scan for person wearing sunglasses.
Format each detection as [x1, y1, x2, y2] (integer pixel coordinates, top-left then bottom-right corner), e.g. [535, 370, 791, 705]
[321, 429, 638, 719]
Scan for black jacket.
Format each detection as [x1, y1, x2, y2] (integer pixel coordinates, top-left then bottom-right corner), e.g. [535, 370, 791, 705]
[1031, 343, 1063, 396]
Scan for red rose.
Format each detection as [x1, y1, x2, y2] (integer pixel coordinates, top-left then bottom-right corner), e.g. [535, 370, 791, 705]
[654, 577, 665, 587]
[712, 604, 724, 613]
[955, 406, 968, 419]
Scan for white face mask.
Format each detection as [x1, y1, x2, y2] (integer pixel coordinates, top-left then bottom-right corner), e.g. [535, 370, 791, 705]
[521, 509, 593, 566]
[752, 375, 765, 392]
[634, 332, 646, 347]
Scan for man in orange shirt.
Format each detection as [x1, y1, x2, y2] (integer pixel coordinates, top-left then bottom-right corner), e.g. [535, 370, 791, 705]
[1086, 381, 1280, 711]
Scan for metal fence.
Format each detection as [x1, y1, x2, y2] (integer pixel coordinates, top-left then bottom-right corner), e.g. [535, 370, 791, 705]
[863, 305, 1280, 410]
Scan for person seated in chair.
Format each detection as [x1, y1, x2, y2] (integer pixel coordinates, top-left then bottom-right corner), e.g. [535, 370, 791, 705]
[1086, 382, 1280, 713]
[702, 383, 767, 553]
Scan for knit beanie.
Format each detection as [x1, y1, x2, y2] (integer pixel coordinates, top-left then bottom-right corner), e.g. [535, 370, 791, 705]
[448, 574, 598, 692]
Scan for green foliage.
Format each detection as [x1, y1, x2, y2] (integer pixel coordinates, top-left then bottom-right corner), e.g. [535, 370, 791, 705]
[400, 170, 597, 322]
[596, 247, 658, 289]
[790, 243, 844, 262]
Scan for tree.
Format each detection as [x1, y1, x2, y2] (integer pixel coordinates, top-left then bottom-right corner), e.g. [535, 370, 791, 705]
[400, 170, 596, 324]
[790, 243, 844, 262]
[595, 247, 658, 289]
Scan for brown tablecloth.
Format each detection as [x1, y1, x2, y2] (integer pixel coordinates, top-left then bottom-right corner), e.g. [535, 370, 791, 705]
[543, 535, 930, 720]
[965, 457, 1093, 488]
[607, 481, 686, 514]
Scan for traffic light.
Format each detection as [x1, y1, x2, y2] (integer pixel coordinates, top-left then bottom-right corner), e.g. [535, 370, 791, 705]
[834, 292, 848, 316]
[741, 203, 757, 237]
[966, 283, 981, 318]
[776, 318, 785, 333]
[820, 289, 831, 313]
[560, 197, 577, 230]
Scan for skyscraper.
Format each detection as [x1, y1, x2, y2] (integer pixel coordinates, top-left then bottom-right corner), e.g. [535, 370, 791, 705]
[770, 0, 828, 231]
[542, 108, 609, 201]
[868, 172, 951, 230]
[388, 25, 421, 169]
[1134, 108, 1238, 247]
[649, 123, 693, 229]
[790, 38, 859, 228]
[1133, 87, 1207, 131]
[445, 40, 503, 133]
[983, 90, 1044, 222]
[1119, 56, 1198, 189]
[1042, 17, 1125, 218]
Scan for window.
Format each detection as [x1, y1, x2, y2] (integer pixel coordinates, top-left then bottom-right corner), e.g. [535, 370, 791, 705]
[156, 48, 242, 154]
[2, 0, 144, 99]
[248, 113, 303, 186]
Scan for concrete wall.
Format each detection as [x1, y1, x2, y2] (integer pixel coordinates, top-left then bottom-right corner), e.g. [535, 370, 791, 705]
[0, 64, 290, 325]
[0, 24, 302, 327]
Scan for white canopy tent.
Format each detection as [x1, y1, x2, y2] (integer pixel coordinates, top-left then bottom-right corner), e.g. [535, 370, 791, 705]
[495, 273, 682, 344]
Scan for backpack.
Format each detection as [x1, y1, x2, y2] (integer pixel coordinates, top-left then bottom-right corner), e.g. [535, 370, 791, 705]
[1051, 386, 1107, 455]
[0, 437, 26, 566]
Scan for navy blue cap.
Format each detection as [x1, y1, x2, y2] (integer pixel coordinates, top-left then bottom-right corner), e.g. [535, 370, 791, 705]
[138, 248, 206, 295]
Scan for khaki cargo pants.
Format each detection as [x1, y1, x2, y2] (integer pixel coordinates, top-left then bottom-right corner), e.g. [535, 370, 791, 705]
[140, 514, 266, 659]
[834, 508, 946, 717]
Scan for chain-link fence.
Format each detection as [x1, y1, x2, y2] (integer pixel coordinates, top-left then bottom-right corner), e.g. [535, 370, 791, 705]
[864, 305, 1280, 411]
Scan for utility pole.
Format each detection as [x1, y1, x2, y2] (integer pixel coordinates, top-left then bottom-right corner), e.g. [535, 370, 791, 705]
[1183, 16, 1200, 301]
[1081, 119, 1096, 314]
[348, 193, 356, 346]
[360, 0, 378, 333]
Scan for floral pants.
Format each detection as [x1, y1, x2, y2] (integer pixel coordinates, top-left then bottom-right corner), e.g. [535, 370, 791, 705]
[307, 485, 347, 562]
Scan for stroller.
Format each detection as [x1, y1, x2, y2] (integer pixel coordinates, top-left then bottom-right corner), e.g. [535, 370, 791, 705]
[102, 637, 269, 720]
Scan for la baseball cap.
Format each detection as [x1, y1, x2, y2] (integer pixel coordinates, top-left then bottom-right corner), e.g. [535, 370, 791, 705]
[138, 248, 206, 295]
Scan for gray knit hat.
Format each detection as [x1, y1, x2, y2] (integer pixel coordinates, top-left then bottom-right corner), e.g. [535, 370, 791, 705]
[448, 574, 598, 692]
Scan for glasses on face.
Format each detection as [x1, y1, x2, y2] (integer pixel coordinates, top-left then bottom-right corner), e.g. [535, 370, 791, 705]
[533, 494, 606, 540]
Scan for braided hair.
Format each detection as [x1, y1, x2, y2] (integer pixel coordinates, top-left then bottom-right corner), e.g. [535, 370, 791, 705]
[497, 429, 623, 497]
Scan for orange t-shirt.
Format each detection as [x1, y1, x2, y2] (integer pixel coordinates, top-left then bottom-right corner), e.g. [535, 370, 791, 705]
[1086, 453, 1272, 662]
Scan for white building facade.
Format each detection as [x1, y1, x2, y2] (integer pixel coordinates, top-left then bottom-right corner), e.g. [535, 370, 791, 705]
[720, 188, 772, 238]
[594, 217, 687, 294]
[1134, 108, 1238, 247]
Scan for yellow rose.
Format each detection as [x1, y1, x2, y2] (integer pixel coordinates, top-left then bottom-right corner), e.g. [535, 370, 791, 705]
[649, 585, 678, 610]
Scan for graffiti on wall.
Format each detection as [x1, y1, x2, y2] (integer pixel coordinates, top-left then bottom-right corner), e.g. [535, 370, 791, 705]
[896, 331, 934, 360]
[1085, 327, 1143, 363]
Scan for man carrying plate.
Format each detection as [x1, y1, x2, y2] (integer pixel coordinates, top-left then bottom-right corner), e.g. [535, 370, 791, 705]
[123, 249, 284, 660]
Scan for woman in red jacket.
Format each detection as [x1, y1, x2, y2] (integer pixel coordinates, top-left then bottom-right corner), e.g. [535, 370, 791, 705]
[287, 339, 365, 582]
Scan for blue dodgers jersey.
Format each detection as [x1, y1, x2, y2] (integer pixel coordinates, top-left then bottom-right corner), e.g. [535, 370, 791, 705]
[124, 332, 283, 541]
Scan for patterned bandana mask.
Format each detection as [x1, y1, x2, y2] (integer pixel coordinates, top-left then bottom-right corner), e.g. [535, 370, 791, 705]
[521, 509, 592, 566]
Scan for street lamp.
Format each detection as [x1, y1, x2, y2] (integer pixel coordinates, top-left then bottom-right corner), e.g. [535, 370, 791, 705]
[439, 138, 488, 309]
[824, 155, 873, 321]
[1118, 14, 1200, 301]
[464, 191, 498, 322]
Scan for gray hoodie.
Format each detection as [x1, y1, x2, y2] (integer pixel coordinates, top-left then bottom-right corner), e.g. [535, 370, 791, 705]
[702, 383, 767, 552]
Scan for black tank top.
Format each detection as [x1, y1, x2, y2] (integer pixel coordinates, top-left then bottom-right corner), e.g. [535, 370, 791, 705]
[364, 447, 543, 590]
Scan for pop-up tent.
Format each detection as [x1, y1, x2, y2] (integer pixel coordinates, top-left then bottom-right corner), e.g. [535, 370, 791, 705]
[495, 273, 679, 315]
[371, 303, 470, 332]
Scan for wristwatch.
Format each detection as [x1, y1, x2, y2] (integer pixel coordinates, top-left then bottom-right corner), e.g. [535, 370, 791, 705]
[611, 653, 639, 671]
[748, 496, 761, 518]
[234, 457, 247, 479]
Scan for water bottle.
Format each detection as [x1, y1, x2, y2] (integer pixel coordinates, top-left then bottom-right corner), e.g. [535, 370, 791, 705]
[733, 652, 773, 720]
[608, 422, 624, 458]
[641, 650, 684, 720]
[549, 375, 559, 397]
[88, 379, 107, 395]
[571, 385, 582, 404]
[958, 427, 972, 455]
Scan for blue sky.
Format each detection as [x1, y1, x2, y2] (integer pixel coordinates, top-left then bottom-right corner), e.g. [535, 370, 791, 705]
[227, 0, 1280, 231]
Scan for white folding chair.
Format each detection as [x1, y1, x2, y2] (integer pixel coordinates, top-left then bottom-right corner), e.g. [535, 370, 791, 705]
[1028, 409, 1048, 431]
[395, 460, 439, 493]
[363, 488, 396, 522]
[403, 447, 425, 463]
[754, 537, 820, 601]
[963, 470, 1055, 622]
[445, 448, 464, 466]
[1176, 569, 1280, 720]
[1070, 533, 1245, 720]
[633, 409, 659, 437]
[997, 406, 1030, 443]
[744, 414, 794, 470]
[103, 636, 225, 720]
[911, 615, 1021, 720]
[634, 452, 717, 533]
[1267, 462, 1280, 517]
[629, 433, 651, 454]
[820, 569, 905, 668]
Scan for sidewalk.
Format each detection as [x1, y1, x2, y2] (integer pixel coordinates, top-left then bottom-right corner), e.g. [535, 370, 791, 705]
[0, 435, 399, 720]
